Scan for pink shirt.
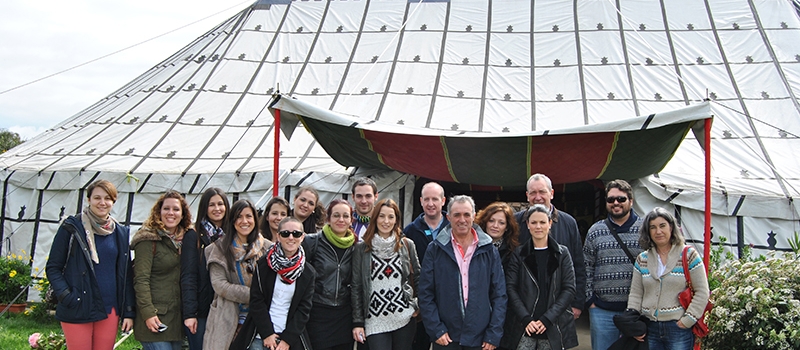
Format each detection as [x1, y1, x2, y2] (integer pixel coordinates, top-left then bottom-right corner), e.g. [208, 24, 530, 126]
[451, 228, 479, 308]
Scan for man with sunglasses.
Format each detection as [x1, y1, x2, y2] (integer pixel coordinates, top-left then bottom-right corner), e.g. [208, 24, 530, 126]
[583, 179, 644, 350]
[515, 174, 586, 322]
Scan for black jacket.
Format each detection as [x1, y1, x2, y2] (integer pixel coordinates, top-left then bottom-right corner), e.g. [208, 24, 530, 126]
[180, 228, 211, 320]
[46, 215, 135, 323]
[230, 257, 316, 350]
[609, 309, 649, 350]
[302, 232, 354, 307]
[516, 206, 586, 311]
[502, 236, 578, 350]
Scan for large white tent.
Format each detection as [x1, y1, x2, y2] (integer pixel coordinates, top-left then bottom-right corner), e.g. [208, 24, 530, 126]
[3, 0, 800, 284]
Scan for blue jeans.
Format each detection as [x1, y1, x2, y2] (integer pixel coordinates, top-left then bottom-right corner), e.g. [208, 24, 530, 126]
[589, 306, 623, 350]
[140, 341, 182, 350]
[647, 321, 694, 350]
[184, 317, 207, 350]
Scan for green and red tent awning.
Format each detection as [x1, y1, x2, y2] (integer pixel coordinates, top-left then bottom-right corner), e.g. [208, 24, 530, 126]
[272, 97, 711, 187]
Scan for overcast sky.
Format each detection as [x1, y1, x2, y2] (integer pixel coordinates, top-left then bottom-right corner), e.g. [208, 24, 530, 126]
[0, 0, 250, 140]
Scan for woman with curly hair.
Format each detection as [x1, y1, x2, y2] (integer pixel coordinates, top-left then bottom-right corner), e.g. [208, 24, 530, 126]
[132, 190, 194, 350]
[204, 199, 271, 349]
[475, 201, 520, 267]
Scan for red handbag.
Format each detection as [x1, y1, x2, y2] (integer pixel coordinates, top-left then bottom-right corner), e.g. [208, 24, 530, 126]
[679, 246, 713, 339]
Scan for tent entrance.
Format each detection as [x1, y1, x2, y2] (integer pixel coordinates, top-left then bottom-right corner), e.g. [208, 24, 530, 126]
[407, 177, 607, 243]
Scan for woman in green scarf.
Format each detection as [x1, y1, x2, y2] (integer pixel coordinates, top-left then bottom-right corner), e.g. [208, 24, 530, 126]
[302, 199, 357, 350]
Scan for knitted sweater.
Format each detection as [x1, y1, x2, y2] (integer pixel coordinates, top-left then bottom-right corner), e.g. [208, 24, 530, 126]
[583, 214, 643, 310]
[627, 245, 710, 328]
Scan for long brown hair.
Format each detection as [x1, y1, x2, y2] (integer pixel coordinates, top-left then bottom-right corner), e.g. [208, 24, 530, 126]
[475, 201, 520, 252]
[221, 199, 260, 271]
[361, 199, 403, 252]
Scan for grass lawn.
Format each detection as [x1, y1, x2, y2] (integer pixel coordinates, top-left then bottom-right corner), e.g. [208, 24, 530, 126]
[0, 304, 142, 350]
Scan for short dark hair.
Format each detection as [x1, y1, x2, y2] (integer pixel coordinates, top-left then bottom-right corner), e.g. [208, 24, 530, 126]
[351, 177, 377, 195]
[605, 179, 633, 200]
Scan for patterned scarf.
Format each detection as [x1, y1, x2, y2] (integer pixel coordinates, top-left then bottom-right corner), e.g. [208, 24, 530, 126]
[201, 219, 225, 242]
[322, 224, 355, 249]
[159, 229, 183, 250]
[81, 206, 116, 264]
[232, 235, 269, 287]
[371, 234, 398, 260]
[267, 242, 306, 284]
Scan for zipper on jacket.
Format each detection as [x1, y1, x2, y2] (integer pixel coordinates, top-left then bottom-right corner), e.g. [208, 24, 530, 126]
[523, 264, 540, 319]
[321, 238, 345, 306]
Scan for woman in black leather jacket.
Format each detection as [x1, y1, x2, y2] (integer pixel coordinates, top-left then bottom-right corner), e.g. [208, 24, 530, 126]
[502, 204, 578, 350]
[302, 199, 357, 350]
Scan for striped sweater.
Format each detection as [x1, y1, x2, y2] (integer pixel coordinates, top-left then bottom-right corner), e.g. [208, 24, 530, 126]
[627, 244, 710, 327]
[583, 215, 644, 309]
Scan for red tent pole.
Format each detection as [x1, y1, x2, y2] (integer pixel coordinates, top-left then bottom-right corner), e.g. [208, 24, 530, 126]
[704, 117, 712, 271]
[273, 108, 281, 197]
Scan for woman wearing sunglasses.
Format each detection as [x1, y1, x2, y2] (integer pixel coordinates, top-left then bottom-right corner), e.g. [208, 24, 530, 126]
[303, 199, 357, 350]
[204, 199, 270, 349]
[351, 199, 420, 349]
[231, 217, 316, 350]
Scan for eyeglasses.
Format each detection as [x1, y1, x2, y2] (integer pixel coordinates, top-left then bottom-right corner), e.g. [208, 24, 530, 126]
[278, 230, 304, 238]
[606, 196, 629, 204]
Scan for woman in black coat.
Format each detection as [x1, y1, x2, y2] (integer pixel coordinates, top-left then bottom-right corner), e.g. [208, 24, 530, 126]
[502, 204, 578, 350]
[231, 217, 316, 350]
[181, 187, 229, 349]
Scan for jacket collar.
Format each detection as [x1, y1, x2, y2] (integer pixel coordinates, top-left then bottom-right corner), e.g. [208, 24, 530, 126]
[436, 223, 493, 247]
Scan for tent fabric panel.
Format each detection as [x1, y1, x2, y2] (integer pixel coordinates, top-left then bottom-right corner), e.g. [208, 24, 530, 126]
[442, 136, 529, 185]
[525, 132, 616, 184]
[600, 122, 692, 180]
[360, 130, 453, 183]
[298, 116, 387, 170]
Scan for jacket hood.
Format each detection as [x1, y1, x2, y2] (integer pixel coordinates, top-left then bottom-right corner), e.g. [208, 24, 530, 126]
[436, 223, 493, 247]
[130, 226, 162, 247]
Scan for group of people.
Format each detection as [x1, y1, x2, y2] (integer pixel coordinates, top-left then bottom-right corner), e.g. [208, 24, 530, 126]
[44, 174, 709, 350]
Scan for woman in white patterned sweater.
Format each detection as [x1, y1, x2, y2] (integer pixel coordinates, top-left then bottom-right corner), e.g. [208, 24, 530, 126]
[351, 199, 421, 349]
[627, 207, 710, 350]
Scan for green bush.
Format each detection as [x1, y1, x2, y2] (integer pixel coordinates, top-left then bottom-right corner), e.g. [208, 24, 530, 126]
[0, 252, 32, 305]
[704, 252, 800, 350]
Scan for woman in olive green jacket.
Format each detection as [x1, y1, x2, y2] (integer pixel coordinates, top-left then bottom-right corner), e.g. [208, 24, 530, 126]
[132, 190, 194, 350]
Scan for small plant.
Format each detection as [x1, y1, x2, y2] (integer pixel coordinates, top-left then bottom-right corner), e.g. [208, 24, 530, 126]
[28, 331, 66, 350]
[788, 231, 800, 254]
[0, 251, 33, 305]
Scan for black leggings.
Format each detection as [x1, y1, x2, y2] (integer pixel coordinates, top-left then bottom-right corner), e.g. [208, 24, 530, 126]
[367, 319, 416, 350]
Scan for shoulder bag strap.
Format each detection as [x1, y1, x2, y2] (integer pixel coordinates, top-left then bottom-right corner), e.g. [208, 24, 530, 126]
[605, 218, 636, 264]
[682, 245, 693, 290]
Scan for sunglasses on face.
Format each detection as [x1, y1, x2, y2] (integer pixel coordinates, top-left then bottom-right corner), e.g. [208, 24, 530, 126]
[278, 230, 304, 238]
[606, 196, 629, 204]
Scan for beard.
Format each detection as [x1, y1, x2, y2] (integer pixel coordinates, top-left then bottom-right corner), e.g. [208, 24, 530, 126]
[609, 206, 631, 220]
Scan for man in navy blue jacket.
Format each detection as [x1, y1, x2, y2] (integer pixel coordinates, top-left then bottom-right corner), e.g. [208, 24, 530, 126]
[405, 182, 449, 350]
[419, 195, 507, 350]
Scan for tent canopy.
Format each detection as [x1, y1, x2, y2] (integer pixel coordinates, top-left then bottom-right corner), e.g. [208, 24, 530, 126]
[274, 97, 711, 187]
